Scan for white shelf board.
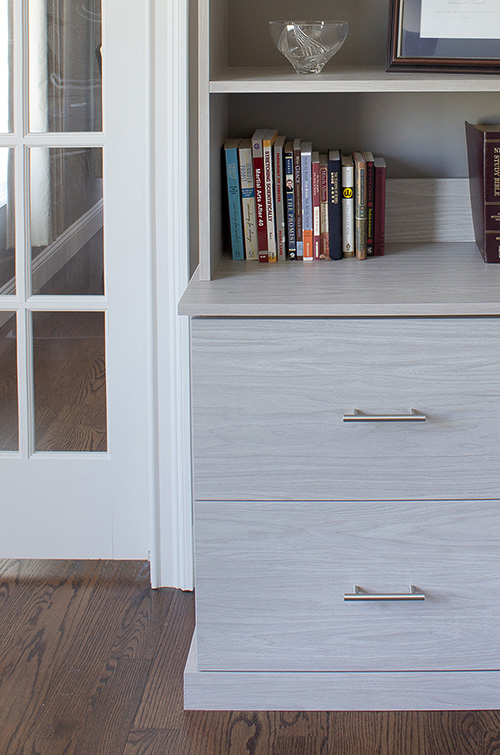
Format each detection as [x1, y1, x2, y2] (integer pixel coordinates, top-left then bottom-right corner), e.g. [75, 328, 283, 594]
[179, 242, 500, 317]
[209, 66, 500, 94]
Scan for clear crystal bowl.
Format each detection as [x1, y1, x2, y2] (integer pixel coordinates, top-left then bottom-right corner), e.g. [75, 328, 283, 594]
[269, 20, 348, 74]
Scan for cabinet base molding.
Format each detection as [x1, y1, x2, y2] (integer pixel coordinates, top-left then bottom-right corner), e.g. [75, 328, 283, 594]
[184, 633, 500, 711]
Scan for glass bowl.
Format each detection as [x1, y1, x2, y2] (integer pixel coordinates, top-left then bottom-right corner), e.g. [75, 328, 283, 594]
[269, 20, 348, 74]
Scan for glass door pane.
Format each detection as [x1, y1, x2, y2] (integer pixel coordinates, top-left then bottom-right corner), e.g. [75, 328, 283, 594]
[29, 0, 102, 132]
[0, 311, 17, 450]
[32, 310, 106, 452]
[0, 147, 14, 293]
[29, 147, 103, 295]
[0, 0, 12, 133]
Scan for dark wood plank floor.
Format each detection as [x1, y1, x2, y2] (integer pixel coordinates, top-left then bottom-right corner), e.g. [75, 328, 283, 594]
[1, 560, 500, 755]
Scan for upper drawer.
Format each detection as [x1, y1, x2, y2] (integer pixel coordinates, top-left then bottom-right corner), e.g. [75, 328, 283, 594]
[191, 317, 500, 501]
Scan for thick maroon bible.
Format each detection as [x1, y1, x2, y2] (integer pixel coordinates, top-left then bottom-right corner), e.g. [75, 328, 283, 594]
[465, 121, 500, 263]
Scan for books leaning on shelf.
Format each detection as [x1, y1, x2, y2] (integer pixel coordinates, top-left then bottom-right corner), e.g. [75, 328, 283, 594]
[465, 121, 500, 263]
[223, 134, 387, 264]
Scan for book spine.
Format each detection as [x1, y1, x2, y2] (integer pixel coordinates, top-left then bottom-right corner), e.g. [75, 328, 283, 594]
[252, 135, 268, 263]
[353, 153, 367, 260]
[274, 139, 286, 262]
[342, 158, 354, 257]
[263, 139, 277, 262]
[482, 139, 500, 262]
[293, 140, 303, 260]
[365, 157, 375, 256]
[301, 145, 313, 261]
[284, 144, 296, 259]
[224, 144, 245, 260]
[319, 156, 329, 259]
[238, 142, 259, 260]
[373, 159, 386, 257]
[328, 153, 342, 260]
[312, 153, 321, 260]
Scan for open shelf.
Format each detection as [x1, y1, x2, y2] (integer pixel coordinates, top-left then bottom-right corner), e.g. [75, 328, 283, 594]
[210, 66, 500, 94]
[179, 242, 500, 317]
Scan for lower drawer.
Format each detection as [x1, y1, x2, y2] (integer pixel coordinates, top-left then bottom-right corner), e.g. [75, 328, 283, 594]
[195, 499, 500, 672]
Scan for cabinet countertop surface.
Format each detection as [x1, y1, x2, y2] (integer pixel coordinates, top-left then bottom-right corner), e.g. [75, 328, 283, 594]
[179, 242, 500, 317]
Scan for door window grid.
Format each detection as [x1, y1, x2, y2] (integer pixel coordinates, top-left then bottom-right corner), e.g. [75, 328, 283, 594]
[0, 0, 106, 456]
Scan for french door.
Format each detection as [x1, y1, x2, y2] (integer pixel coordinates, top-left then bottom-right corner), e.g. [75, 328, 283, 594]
[0, 0, 152, 558]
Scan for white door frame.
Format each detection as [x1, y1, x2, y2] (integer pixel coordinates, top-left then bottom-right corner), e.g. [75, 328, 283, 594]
[149, 0, 193, 589]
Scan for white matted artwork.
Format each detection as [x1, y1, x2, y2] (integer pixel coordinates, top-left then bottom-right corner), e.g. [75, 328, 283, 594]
[420, 0, 500, 40]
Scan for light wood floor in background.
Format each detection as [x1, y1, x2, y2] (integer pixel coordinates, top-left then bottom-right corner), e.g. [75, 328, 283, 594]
[1, 559, 499, 754]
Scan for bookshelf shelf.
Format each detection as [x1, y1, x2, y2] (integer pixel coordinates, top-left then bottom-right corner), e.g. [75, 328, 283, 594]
[210, 66, 500, 94]
[179, 242, 500, 317]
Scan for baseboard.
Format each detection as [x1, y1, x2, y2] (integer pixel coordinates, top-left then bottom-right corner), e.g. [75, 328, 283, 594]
[185, 631, 500, 711]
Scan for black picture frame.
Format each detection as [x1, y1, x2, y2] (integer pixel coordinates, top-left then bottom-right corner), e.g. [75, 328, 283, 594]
[387, 0, 500, 73]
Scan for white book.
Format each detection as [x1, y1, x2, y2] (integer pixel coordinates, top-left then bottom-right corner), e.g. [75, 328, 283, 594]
[301, 142, 313, 261]
[238, 139, 259, 260]
[341, 154, 355, 257]
[273, 135, 287, 262]
[263, 129, 278, 262]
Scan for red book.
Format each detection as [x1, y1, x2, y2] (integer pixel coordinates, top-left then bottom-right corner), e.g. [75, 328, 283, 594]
[252, 129, 269, 262]
[466, 121, 500, 263]
[373, 157, 386, 257]
[312, 151, 321, 259]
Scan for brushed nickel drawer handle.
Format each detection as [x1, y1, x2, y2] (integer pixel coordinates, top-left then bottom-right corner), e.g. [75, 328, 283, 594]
[343, 409, 426, 422]
[344, 585, 426, 601]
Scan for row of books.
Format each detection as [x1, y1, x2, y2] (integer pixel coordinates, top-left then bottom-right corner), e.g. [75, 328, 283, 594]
[224, 129, 387, 263]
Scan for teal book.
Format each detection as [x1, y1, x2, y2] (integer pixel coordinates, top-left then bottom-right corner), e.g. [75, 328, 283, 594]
[224, 139, 245, 260]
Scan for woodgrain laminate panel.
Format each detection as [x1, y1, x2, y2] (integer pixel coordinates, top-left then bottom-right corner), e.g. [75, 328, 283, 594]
[185, 634, 500, 711]
[179, 243, 500, 314]
[194, 500, 500, 672]
[209, 66, 500, 93]
[192, 317, 500, 501]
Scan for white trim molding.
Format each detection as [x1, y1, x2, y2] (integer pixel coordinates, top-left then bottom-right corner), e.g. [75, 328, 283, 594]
[149, 0, 193, 589]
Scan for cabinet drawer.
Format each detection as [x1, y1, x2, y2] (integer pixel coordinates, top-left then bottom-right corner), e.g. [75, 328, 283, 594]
[192, 317, 500, 501]
[195, 499, 500, 672]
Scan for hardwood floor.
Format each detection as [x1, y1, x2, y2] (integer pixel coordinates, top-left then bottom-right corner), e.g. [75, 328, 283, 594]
[1, 559, 500, 755]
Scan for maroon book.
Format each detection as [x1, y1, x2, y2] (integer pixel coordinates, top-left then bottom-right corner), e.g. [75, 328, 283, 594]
[373, 157, 386, 257]
[363, 152, 375, 256]
[251, 129, 269, 262]
[466, 121, 500, 263]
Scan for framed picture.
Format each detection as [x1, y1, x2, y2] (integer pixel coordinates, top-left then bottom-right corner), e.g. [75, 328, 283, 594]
[387, 0, 500, 72]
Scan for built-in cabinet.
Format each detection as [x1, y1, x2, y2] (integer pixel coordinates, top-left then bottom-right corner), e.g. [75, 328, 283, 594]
[180, 0, 500, 710]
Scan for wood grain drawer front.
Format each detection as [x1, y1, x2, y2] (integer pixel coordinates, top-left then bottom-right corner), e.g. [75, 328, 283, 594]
[192, 317, 500, 501]
[195, 499, 500, 672]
